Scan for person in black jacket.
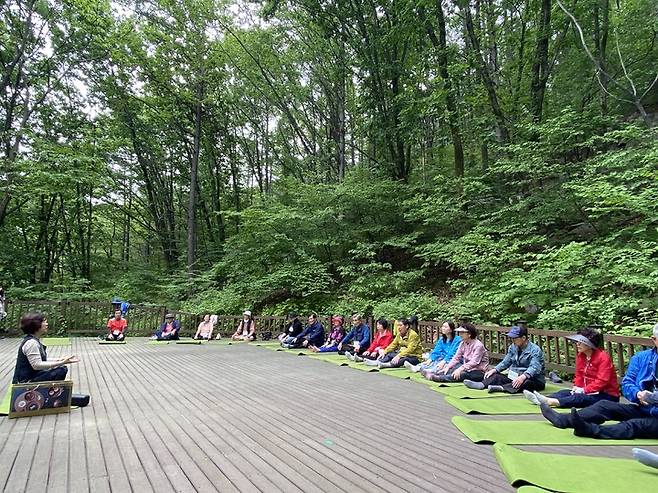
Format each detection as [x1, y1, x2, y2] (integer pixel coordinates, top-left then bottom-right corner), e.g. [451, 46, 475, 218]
[278, 312, 303, 344]
[282, 313, 325, 349]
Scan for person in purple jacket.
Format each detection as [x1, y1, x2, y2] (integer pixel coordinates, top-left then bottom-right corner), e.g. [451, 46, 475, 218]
[424, 322, 489, 382]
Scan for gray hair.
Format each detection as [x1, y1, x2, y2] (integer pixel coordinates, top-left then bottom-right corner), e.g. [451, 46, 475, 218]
[653, 323, 658, 338]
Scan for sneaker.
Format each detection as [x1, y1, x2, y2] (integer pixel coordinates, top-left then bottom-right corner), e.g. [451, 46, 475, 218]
[345, 351, 354, 361]
[354, 355, 364, 363]
[363, 358, 379, 366]
[523, 389, 540, 405]
[409, 364, 422, 373]
[403, 360, 413, 370]
[487, 385, 505, 393]
[463, 380, 485, 390]
[378, 361, 392, 368]
[549, 371, 563, 383]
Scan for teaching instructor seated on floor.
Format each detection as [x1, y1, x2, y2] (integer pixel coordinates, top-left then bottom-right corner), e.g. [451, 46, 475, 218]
[12, 312, 79, 384]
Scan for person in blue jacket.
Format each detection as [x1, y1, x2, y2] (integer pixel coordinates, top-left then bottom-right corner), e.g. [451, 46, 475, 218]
[282, 313, 324, 349]
[540, 323, 658, 439]
[405, 320, 460, 373]
[337, 313, 370, 356]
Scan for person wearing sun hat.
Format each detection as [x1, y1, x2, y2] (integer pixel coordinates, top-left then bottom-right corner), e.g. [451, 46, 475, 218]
[525, 326, 619, 408]
[464, 325, 545, 393]
[232, 310, 256, 341]
[153, 313, 181, 340]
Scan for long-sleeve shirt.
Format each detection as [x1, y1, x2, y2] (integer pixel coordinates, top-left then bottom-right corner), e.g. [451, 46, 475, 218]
[366, 330, 394, 353]
[196, 320, 214, 338]
[574, 348, 619, 397]
[428, 336, 461, 363]
[384, 329, 423, 358]
[22, 338, 62, 370]
[621, 348, 658, 417]
[494, 341, 545, 383]
[325, 326, 345, 346]
[297, 321, 325, 347]
[340, 323, 370, 348]
[446, 339, 489, 372]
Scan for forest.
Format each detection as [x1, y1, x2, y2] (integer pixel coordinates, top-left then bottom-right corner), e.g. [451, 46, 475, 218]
[1, 0, 657, 334]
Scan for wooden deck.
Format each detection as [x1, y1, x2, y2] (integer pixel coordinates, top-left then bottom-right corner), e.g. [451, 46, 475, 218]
[0, 338, 655, 492]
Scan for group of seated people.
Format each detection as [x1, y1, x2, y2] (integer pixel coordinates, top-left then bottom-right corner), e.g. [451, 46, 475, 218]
[276, 312, 658, 442]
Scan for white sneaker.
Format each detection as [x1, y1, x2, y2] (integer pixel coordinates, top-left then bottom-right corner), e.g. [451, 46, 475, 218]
[523, 390, 540, 405]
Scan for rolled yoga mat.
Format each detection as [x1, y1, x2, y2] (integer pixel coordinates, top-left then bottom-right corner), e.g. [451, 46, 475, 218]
[452, 415, 658, 445]
[146, 340, 170, 345]
[99, 340, 126, 345]
[434, 382, 566, 399]
[494, 443, 658, 492]
[41, 337, 71, 346]
[445, 395, 570, 415]
[175, 340, 202, 345]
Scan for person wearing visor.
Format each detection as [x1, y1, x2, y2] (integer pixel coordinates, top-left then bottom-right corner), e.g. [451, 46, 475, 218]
[464, 325, 545, 393]
[153, 313, 181, 340]
[540, 323, 658, 440]
[525, 327, 619, 407]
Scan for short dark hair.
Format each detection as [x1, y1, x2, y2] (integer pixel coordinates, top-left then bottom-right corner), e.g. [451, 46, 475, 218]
[21, 312, 46, 335]
[376, 319, 389, 330]
[578, 327, 603, 348]
[460, 322, 478, 339]
[399, 319, 412, 329]
[308, 312, 318, 319]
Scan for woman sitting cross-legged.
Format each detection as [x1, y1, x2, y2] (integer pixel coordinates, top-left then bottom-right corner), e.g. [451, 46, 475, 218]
[463, 325, 545, 393]
[405, 320, 460, 373]
[309, 315, 345, 352]
[524, 327, 619, 407]
[12, 312, 80, 384]
[348, 318, 394, 362]
[424, 322, 489, 382]
[365, 319, 423, 368]
[194, 314, 215, 340]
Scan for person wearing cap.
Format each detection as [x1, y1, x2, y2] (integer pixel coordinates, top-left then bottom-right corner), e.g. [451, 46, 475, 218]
[351, 318, 394, 362]
[464, 325, 545, 393]
[524, 327, 619, 408]
[232, 310, 256, 341]
[105, 309, 127, 341]
[337, 314, 370, 356]
[310, 315, 345, 352]
[425, 322, 489, 382]
[405, 320, 460, 373]
[281, 313, 324, 349]
[153, 313, 181, 340]
[539, 323, 658, 440]
[369, 318, 423, 368]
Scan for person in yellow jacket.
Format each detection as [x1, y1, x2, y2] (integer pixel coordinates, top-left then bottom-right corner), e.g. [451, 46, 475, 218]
[373, 319, 424, 369]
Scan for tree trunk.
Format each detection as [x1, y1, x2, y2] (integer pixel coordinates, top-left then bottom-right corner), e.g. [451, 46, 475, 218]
[530, 0, 552, 122]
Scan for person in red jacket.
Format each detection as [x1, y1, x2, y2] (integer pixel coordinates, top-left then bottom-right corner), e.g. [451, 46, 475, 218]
[351, 319, 393, 362]
[106, 309, 127, 341]
[524, 327, 619, 408]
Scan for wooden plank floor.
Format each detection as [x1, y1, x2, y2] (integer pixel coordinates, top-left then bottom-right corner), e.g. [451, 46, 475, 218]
[0, 338, 655, 493]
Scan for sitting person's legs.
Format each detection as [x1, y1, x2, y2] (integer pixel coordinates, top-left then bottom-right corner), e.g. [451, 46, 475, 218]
[551, 390, 618, 408]
[31, 366, 68, 382]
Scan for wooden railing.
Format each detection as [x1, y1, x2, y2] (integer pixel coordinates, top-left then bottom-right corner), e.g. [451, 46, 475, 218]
[1, 302, 653, 376]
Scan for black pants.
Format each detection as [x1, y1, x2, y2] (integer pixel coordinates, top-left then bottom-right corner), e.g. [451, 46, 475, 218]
[380, 351, 420, 368]
[30, 366, 68, 382]
[574, 400, 658, 439]
[106, 333, 125, 341]
[482, 373, 545, 394]
[158, 333, 179, 341]
[550, 389, 619, 408]
[338, 344, 366, 355]
[432, 368, 485, 382]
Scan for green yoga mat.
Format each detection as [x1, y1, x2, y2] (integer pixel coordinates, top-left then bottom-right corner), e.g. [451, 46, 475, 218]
[452, 416, 658, 445]
[307, 353, 346, 363]
[146, 340, 170, 345]
[494, 443, 658, 492]
[445, 396, 570, 415]
[516, 487, 553, 493]
[176, 340, 202, 345]
[98, 340, 126, 345]
[41, 337, 71, 346]
[377, 367, 411, 379]
[0, 388, 11, 415]
[434, 382, 565, 399]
